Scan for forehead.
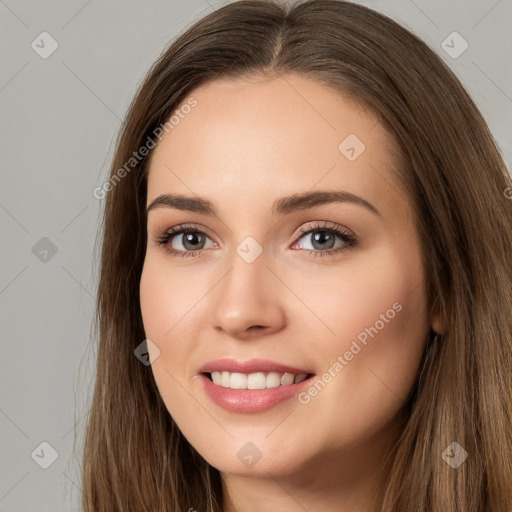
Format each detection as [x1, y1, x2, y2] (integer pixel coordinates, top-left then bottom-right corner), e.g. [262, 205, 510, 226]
[146, 73, 409, 220]
[151, 73, 381, 158]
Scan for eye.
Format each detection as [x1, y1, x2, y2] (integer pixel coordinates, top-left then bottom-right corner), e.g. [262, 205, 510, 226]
[292, 221, 358, 257]
[153, 224, 217, 258]
[153, 221, 358, 259]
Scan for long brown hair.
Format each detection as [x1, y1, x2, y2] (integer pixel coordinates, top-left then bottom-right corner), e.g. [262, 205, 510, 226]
[81, 1, 512, 510]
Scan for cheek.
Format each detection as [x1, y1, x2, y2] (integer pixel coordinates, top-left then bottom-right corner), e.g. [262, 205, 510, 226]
[139, 260, 191, 394]
[285, 238, 427, 358]
[342, 249, 428, 389]
[139, 261, 191, 426]
[139, 256, 199, 341]
[139, 257, 207, 404]
[298, 248, 429, 445]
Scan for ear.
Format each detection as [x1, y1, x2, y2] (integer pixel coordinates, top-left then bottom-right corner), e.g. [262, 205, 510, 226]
[430, 296, 444, 335]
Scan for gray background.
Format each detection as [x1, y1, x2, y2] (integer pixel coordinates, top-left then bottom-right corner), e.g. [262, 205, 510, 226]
[1, 0, 510, 510]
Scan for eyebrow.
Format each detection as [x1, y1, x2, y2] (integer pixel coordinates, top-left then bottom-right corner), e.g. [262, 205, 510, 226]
[145, 190, 382, 218]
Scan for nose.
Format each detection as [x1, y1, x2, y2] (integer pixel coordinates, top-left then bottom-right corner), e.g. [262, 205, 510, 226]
[209, 251, 287, 340]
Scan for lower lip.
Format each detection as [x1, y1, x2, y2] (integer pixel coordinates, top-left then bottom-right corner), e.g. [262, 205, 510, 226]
[199, 373, 315, 413]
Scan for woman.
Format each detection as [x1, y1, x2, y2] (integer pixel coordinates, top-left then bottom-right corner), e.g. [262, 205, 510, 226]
[82, 1, 512, 510]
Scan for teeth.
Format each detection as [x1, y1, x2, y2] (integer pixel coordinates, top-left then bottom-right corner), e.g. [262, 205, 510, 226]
[266, 372, 281, 388]
[209, 371, 309, 389]
[230, 372, 247, 389]
[221, 371, 230, 387]
[294, 373, 308, 383]
[280, 372, 295, 385]
[247, 372, 266, 389]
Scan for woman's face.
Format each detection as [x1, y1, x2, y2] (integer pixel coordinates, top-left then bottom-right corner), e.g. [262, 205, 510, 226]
[140, 73, 439, 479]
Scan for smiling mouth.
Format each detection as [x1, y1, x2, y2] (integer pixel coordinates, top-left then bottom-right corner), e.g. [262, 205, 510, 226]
[203, 371, 314, 390]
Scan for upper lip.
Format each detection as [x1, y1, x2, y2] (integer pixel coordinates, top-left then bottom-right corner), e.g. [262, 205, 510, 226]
[198, 358, 314, 375]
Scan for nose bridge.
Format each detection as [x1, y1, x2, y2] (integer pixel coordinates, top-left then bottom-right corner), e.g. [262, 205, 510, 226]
[209, 244, 286, 336]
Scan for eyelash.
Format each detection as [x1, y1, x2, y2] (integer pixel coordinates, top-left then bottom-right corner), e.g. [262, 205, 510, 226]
[152, 221, 358, 259]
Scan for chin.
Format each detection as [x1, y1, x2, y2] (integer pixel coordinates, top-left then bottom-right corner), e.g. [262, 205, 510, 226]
[187, 433, 312, 478]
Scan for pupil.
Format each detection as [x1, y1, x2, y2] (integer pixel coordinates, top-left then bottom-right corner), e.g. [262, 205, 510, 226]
[184, 232, 203, 250]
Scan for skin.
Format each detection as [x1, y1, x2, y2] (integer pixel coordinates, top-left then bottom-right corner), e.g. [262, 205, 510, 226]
[139, 73, 443, 512]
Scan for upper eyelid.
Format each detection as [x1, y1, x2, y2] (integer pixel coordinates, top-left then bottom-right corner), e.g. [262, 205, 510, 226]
[295, 221, 354, 235]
